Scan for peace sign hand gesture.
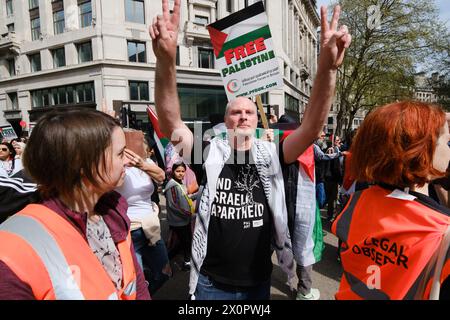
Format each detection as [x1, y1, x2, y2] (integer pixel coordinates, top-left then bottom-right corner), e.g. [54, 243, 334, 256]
[319, 5, 352, 71]
[149, 0, 181, 65]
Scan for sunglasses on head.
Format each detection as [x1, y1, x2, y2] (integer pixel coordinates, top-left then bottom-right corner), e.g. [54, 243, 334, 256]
[0, 148, 9, 152]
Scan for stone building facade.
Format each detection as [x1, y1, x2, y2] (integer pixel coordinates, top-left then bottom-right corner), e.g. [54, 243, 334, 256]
[0, 0, 319, 136]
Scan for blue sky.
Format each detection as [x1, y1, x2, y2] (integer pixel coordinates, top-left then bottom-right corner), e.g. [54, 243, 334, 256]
[315, 0, 450, 29]
[436, 0, 450, 29]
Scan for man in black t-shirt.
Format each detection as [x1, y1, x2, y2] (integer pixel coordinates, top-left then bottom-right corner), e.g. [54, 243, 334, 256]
[200, 147, 276, 292]
[150, 0, 351, 300]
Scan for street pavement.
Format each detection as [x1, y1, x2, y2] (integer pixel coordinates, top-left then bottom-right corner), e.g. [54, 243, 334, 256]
[152, 197, 342, 300]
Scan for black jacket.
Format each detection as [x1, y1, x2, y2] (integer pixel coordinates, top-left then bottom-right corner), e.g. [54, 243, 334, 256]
[0, 170, 39, 223]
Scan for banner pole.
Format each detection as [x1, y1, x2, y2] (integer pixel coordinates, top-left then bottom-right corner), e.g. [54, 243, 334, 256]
[256, 95, 269, 129]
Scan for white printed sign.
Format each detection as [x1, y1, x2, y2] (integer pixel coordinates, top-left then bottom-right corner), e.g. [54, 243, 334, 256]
[207, 1, 283, 101]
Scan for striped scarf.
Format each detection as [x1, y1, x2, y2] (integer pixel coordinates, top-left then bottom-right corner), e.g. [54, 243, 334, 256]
[189, 137, 296, 296]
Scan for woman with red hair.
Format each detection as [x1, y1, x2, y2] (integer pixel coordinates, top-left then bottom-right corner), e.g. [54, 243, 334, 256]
[332, 101, 450, 300]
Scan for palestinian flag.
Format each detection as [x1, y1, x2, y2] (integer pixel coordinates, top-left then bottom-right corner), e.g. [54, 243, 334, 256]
[256, 127, 324, 265]
[207, 1, 282, 100]
[146, 106, 169, 167]
[293, 145, 324, 265]
[207, 2, 270, 60]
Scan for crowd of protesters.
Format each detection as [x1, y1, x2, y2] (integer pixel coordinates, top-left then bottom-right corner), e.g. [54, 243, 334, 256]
[0, 0, 448, 301]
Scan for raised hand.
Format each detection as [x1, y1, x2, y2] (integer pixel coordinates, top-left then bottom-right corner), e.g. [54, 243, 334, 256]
[149, 0, 181, 64]
[282, 6, 351, 164]
[124, 148, 144, 168]
[319, 5, 352, 70]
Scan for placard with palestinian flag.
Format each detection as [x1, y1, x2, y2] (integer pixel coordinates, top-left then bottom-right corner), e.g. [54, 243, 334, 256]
[0, 124, 18, 141]
[207, 1, 283, 101]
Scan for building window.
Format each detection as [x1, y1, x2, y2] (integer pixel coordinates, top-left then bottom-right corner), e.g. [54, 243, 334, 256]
[176, 46, 180, 66]
[29, 0, 39, 9]
[7, 23, 14, 33]
[260, 92, 269, 104]
[53, 10, 65, 34]
[52, 47, 66, 68]
[32, 90, 44, 107]
[29, 53, 41, 72]
[194, 15, 208, 26]
[31, 17, 40, 41]
[76, 82, 94, 102]
[226, 0, 232, 12]
[6, 0, 13, 16]
[285, 93, 300, 116]
[177, 84, 227, 119]
[290, 70, 296, 84]
[77, 41, 92, 62]
[76, 85, 84, 102]
[129, 81, 149, 101]
[328, 116, 333, 125]
[7, 59, 15, 76]
[125, 0, 145, 24]
[31, 82, 94, 108]
[127, 41, 146, 63]
[198, 48, 214, 69]
[79, 0, 92, 28]
[7, 92, 18, 110]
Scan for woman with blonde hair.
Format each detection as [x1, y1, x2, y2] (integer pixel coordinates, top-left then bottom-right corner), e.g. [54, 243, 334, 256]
[12, 141, 26, 159]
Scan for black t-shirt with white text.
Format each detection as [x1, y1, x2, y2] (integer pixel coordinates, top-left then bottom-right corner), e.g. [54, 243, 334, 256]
[200, 149, 273, 287]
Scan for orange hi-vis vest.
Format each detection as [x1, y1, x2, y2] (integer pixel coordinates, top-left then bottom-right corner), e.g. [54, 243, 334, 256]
[332, 186, 450, 300]
[0, 204, 137, 300]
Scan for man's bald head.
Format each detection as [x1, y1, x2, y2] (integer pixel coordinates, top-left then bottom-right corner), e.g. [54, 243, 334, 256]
[224, 97, 259, 135]
[225, 97, 257, 116]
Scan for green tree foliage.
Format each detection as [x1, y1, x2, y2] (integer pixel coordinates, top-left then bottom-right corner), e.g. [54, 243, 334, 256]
[431, 49, 450, 110]
[330, 0, 449, 136]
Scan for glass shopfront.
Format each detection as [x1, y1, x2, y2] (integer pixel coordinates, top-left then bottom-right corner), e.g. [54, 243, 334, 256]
[177, 84, 227, 120]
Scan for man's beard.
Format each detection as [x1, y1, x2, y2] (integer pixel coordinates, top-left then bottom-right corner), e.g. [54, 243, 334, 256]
[232, 127, 255, 137]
